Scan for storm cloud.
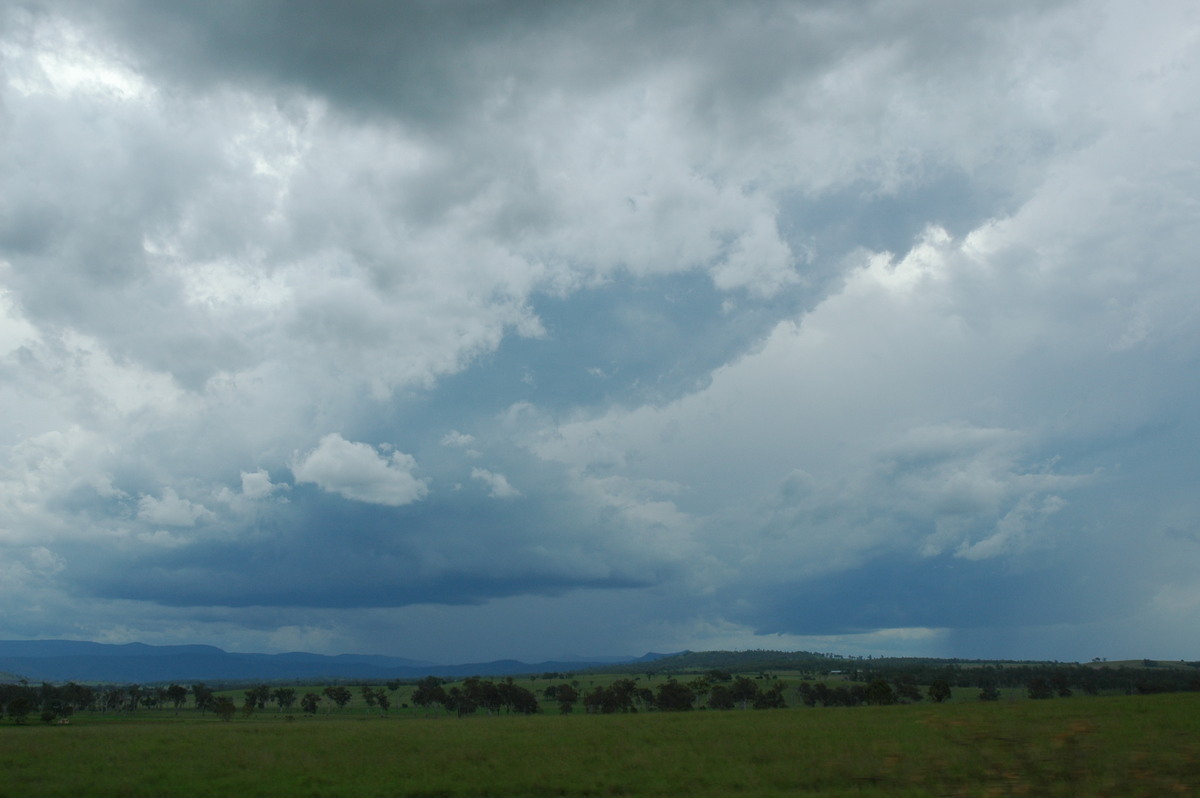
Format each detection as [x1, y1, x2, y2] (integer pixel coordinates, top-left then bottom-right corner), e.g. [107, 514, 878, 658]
[1, 0, 1198, 662]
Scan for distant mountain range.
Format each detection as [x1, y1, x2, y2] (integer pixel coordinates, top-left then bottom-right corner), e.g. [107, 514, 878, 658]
[0, 640, 676, 684]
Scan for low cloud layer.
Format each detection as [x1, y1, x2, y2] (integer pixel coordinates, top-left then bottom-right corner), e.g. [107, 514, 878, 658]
[1, 0, 1198, 663]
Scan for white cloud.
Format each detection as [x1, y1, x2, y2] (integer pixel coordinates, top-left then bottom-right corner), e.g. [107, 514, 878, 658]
[440, 430, 475, 448]
[240, 469, 286, 500]
[136, 530, 189, 548]
[29, 545, 65, 574]
[0, 276, 39, 356]
[470, 467, 519, 499]
[292, 434, 428, 507]
[137, 488, 214, 527]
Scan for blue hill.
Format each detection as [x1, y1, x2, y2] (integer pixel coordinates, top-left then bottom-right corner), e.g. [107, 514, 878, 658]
[0, 640, 653, 684]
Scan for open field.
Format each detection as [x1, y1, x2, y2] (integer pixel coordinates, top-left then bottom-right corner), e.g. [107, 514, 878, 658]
[2, 692, 1198, 796]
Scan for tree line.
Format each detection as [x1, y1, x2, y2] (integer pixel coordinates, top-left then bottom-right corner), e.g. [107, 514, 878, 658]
[4, 660, 1199, 724]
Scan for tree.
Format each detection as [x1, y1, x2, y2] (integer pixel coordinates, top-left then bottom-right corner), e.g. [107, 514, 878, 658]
[271, 687, 296, 712]
[376, 690, 391, 716]
[892, 677, 922, 704]
[928, 679, 952, 703]
[1027, 677, 1054, 700]
[976, 671, 1001, 701]
[245, 684, 271, 711]
[61, 682, 95, 714]
[753, 681, 787, 709]
[494, 680, 538, 715]
[167, 684, 189, 714]
[865, 679, 895, 706]
[7, 695, 32, 724]
[243, 685, 270, 716]
[300, 693, 321, 715]
[687, 677, 712, 705]
[507, 685, 539, 715]
[412, 677, 447, 712]
[471, 679, 503, 715]
[654, 680, 696, 712]
[323, 685, 352, 711]
[608, 679, 638, 713]
[101, 687, 124, 712]
[213, 696, 237, 722]
[443, 686, 476, 717]
[730, 676, 759, 709]
[978, 684, 1001, 701]
[812, 682, 831, 706]
[707, 685, 735, 710]
[191, 683, 214, 713]
[554, 683, 579, 715]
[582, 686, 607, 714]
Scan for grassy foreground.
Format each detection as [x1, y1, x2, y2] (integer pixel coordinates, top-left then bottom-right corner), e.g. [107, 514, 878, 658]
[2, 693, 1197, 797]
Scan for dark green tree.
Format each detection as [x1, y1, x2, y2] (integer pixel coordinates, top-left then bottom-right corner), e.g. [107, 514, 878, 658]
[892, 676, 922, 704]
[473, 679, 503, 715]
[412, 677, 447, 712]
[213, 696, 237, 721]
[582, 686, 607, 714]
[443, 686, 477, 717]
[507, 685, 539, 715]
[191, 683, 214, 713]
[753, 681, 788, 709]
[730, 676, 759, 709]
[654, 680, 696, 711]
[687, 676, 712, 705]
[928, 679, 952, 703]
[865, 679, 896, 706]
[707, 684, 735, 710]
[1027, 677, 1054, 700]
[61, 682, 95, 713]
[246, 684, 271, 710]
[300, 693, 321, 715]
[271, 687, 296, 712]
[323, 685, 352, 710]
[608, 679, 639, 713]
[7, 695, 33, 724]
[554, 683, 579, 715]
[167, 684, 189, 714]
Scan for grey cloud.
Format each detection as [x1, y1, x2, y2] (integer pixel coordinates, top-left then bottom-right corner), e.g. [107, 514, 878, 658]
[65, 475, 676, 610]
[3, 0, 1199, 663]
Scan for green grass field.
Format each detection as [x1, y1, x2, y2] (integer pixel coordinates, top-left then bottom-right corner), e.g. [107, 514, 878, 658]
[2, 691, 1198, 796]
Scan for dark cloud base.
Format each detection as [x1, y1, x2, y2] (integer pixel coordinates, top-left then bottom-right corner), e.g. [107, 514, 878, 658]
[743, 553, 1136, 637]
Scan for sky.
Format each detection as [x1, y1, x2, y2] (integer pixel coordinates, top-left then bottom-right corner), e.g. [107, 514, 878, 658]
[1, 0, 1199, 665]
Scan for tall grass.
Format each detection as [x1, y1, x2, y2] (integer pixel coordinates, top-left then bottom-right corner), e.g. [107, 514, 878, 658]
[2, 692, 1197, 796]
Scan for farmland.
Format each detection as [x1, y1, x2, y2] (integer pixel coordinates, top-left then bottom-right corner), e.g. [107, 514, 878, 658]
[2, 688, 1197, 796]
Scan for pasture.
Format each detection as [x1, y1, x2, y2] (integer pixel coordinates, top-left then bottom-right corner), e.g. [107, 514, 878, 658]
[2, 691, 1197, 796]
